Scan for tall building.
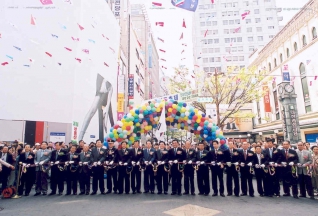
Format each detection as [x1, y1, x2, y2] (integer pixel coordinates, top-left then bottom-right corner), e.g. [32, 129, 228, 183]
[192, 0, 282, 77]
[249, 0, 318, 144]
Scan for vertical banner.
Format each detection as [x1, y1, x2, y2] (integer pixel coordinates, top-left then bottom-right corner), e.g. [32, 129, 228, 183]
[282, 64, 290, 82]
[170, 0, 198, 12]
[128, 74, 134, 99]
[117, 74, 125, 121]
[113, 0, 121, 18]
[71, 121, 78, 143]
[262, 85, 271, 113]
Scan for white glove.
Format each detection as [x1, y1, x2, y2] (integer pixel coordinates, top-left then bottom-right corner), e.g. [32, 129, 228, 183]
[188, 160, 192, 164]
[211, 161, 215, 166]
[269, 162, 274, 165]
[196, 161, 200, 165]
[149, 161, 152, 165]
[226, 162, 231, 167]
[65, 161, 69, 165]
[260, 164, 265, 168]
[106, 161, 109, 165]
[79, 162, 83, 166]
[247, 162, 252, 167]
[97, 161, 101, 165]
[173, 160, 178, 164]
[55, 161, 59, 165]
[102, 146, 106, 149]
[26, 164, 30, 167]
[281, 162, 287, 165]
[241, 162, 245, 167]
[136, 161, 140, 166]
[35, 162, 39, 166]
[200, 161, 205, 165]
[183, 160, 186, 164]
[83, 162, 88, 165]
[302, 164, 307, 167]
[124, 163, 127, 166]
[288, 162, 294, 166]
[39, 161, 44, 165]
[217, 162, 221, 166]
[255, 164, 260, 168]
[110, 161, 114, 165]
[169, 161, 173, 165]
[50, 162, 54, 165]
[158, 161, 162, 165]
[93, 162, 97, 166]
[23, 163, 26, 166]
[234, 162, 239, 166]
[297, 163, 301, 167]
[69, 161, 74, 164]
[132, 161, 136, 166]
[119, 162, 123, 165]
[274, 163, 278, 167]
[145, 161, 149, 165]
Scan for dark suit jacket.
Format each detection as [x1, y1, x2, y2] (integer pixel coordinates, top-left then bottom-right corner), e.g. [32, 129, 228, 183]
[208, 149, 229, 163]
[154, 149, 169, 162]
[195, 150, 209, 163]
[90, 147, 106, 163]
[0, 152, 13, 174]
[80, 151, 92, 164]
[167, 147, 186, 162]
[264, 148, 280, 163]
[143, 148, 155, 163]
[130, 148, 143, 163]
[106, 147, 118, 163]
[184, 149, 196, 162]
[240, 150, 255, 164]
[19, 152, 35, 164]
[279, 148, 299, 164]
[67, 152, 80, 163]
[253, 152, 269, 165]
[226, 149, 241, 163]
[117, 148, 131, 163]
[50, 149, 68, 162]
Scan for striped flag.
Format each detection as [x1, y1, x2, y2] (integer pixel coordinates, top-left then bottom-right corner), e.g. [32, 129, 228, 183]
[234, 26, 241, 33]
[155, 22, 164, 27]
[158, 37, 164, 42]
[182, 19, 186, 28]
[159, 49, 166, 53]
[306, 60, 311, 65]
[179, 32, 183, 40]
[152, 2, 162, 6]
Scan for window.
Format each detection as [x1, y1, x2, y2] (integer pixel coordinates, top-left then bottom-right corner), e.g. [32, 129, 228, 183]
[221, 3, 226, 8]
[203, 67, 209, 72]
[214, 48, 220, 53]
[227, 56, 232, 62]
[253, 0, 259, 5]
[248, 37, 253, 41]
[231, 38, 237, 43]
[212, 21, 217, 26]
[233, 2, 238, 7]
[212, 30, 218, 34]
[299, 63, 311, 112]
[239, 56, 244, 61]
[136, 49, 139, 59]
[203, 58, 208, 63]
[274, 58, 277, 67]
[206, 21, 211, 26]
[208, 48, 213, 53]
[256, 27, 262, 32]
[254, 9, 259, 14]
[223, 20, 228, 25]
[302, 35, 307, 46]
[234, 11, 239, 16]
[268, 26, 274, 29]
[202, 48, 207, 53]
[200, 22, 205, 26]
[215, 57, 221, 62]
[232, 47, 237, 52]
[244, 1, 249, 6]
[255, 18, 261, 23]
[225, 38, 230, 43]
[269, 35, 274, 38]
[208, 39, 213, 44]
[286, 48, 290, 57]
[237, 37, 242, 42]
[214, 39, 219, 43]
[249, 46, 254, 51]
[246, 19, 251, 24]
[268, 62, 271, 71]
[211, 12, 217, 17]
[199, 13, 205, 18]
[224, 29, 230, 34]
[294, 42, 298, 51]
[227, 3, 232, 7]
[201, 39, 207, 44]
[247, 27, 252, 32]
[233, 56, 238, 61]
[237, 46, 243, 51]
[225, 47, 231, 52]
[312, 27, 317, 39]
[199, 5, 205, 10]
[267, 17, 273, 20]
[222, 11, 227, 16]
[280, 53, 283, 63]
[229, 20, 234, 25]
[228, 11, 233, 16]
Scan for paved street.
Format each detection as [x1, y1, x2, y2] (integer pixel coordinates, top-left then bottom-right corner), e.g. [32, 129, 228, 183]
[1, 178, 317, 216]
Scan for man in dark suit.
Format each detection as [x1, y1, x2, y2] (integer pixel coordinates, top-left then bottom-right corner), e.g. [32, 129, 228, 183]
[195, 142, 210, 196]
[90, 139, 106, 195]
[168, 139, 186, 196]
[65, 145, 80, 195]
[183, 141, 196, 195]
[0, 146, 14, 192]
[130, 140, 143, 194]
[253, 146, 269, 197]
[143, 141, 156, 194]
[225, 141, 241, 197]
[105, 140, 118, 194]
[209, 140, 228, 197]
[154, 141, 169, 194]
[280, 140, 299, 198]
[263, 139, 281, 197]
[79, 144, 92, 195]
[49, 142, 68, 196]
[240, 142, 255, 197]
[18, 145, 35, 196]
[117, 141, 131, 194]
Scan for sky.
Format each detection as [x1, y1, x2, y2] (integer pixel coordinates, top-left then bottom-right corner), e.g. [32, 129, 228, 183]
[131, 0, 309, 78]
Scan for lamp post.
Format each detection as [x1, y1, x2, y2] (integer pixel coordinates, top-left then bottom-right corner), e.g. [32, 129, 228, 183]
[247, 134, 251, 143]
[259, 132, 263, 141]
[239, 135, 242, 143]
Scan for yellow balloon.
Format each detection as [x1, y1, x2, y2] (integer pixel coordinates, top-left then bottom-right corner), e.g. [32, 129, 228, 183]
[156, 108, 160, 112]
[113, 129, 117, 134]
[172, 104, 177, 109]
[130, 110, 135, 115]
[194, 109, 198, 113]
[142, 106, 147, 110]
[196, 119, 201, 123]
[130, 122, 133, 126]
[140, 129, 144, 133]
[136, 122, 140, 127]
[168, 108, 172, 112]
[122, 126, 126, 130]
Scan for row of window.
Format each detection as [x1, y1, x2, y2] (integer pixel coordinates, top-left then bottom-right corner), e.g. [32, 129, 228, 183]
[200, 36, 264, 44]
[200, 26, 275, 35]
[202, 56, 246, 63]
[203, 66, 245, 73]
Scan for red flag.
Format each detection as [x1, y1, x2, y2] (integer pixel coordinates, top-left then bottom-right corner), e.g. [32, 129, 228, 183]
[159, 49, 166, 53]
[1, 62, 8, 66]
[77, 23, 84, 30]
[182, 43, 187, 46]
[137, 40, 142, 47]
[204, 29, 208, 37]
[75, 58, 81, 63]
[155, 22, 164, 27]
[152, 2, 162, 6]
[104, 62, 109, 67]
[181, 50, 184, 54]
[82, 49, 89, 54]
[40, 0, 53, 5]
[234, 26, 241, 33]
[160, 59, 166, 61]
[45, 52, 52, 57]
[314, 76, 317, 80]
[211, 0, 215, 3]
[71, 37, 79, 41]
[31, 15, 36, 25]
[182, 19, 186, 28]
[64, 47, 72, 51]
[179, 32, 183, 40]
[157, 37, 164, 42]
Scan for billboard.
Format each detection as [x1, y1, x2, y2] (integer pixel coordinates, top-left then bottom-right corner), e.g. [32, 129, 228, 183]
[0, 0, 120, 142]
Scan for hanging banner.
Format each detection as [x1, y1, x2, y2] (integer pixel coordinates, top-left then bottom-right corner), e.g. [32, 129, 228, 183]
[262, 85, 271, 113]
[171, 0, 198, 12]
[282, 64, 290, 82]
[128, 74, 134, 99]
[71, 121, 78, 143]
[117, 74, 125, 120]
[179, 90, 198, 102]
[113, 0, 121, 18]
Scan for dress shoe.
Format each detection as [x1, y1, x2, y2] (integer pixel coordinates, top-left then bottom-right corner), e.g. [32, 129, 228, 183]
[24, 193, 29, 196]
[34, 193, 41, 196]
[293, 195, 299, 199]
[85, 192, 89, 195]
[283, 193, 291, 197]
[178, 193, 182, 196]
[65, 193, 71, 196]
[183, 192, 189, 195]
[212, 193, 218, 197]
[260, 194, 264, 197]
[151, 191, 154, 194]
[191, 193, 195, 196]
[157, 191, 162, 194]
[73, 193, 77, 195]
[48, 192, 56, 196]
[164, 191, 168, 195]
[118, 192, 123, 195]
[42, 193, 47, 196]
[240, 193, 247, 196]
[125, 192, 129, 194]
[144, 191, 149, 194]
[220, 193, 225, 197]
[299, 195, 306, 198]
[171, 192, 176, 195]
[58, 192, 63, 196]
[101, 192, 106, 195]
[113, 191, 118, 194]
[90, 192, 97, 195]
[132, 191, 136, 194]
[198, 193, 204, 195]
[106, 191, 112, 194]
[250, 195, 255, 197]
[268, 195, 273, 197]
[79, 192, 85, 195]
[310, 196, 315, 200]
[227, 194, 232, 196]
[137, 191, 141, 194]
[204, 194, 208, 196]
[235, 194, 240, 197]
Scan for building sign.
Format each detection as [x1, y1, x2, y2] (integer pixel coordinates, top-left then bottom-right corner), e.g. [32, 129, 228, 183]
[262, 85, 271, 113]
[71, 121, 78, 142]
[128, 74, 134, 99]
[290, 109, 298, 140]
[117, 74, 125, 120]
[113, 0, 121, 18]
[49, 132, 66, 143]
[197, 97, 213, 103]
[170, 0, 198, 12]
[282, 64, 290, 82]
[179, 90, 198, 102]
[281, 108, 288, 139]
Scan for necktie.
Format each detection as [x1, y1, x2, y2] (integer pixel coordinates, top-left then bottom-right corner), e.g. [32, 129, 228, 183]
[258, 154, 261, 164]
[285, 150, 288, 160]
[187, 149, 189, 154]
[98, 148, 100, 152]
[244, 151, 247, 160]
[148, 149, 150, 154]
[269, 149, 272, 158]
[174, 148, 176, 156]
[41, 150, 44, 157]
[200, 151, 202, 158]
[70, 154, 73, 160]
[136, 148, 138, 155]
[56, 151, 59, 160]
[26, 152, 29, 158]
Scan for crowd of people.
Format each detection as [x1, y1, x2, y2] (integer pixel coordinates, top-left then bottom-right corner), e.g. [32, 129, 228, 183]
[0, 139, 317, 200]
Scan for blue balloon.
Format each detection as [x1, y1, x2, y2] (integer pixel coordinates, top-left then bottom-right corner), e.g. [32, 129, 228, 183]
[135, 110, 140, 114]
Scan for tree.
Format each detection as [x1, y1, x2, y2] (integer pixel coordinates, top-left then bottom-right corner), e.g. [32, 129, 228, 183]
[168, 66, 193, 94]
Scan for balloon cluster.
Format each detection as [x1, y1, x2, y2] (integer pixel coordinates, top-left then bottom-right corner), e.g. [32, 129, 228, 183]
[108, 99, 227, 148]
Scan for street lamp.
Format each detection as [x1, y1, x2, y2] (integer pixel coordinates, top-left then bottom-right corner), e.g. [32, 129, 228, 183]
[239, 135, 242, 143]
[259, 132, 263, 141]
[247, 134, 251, 143]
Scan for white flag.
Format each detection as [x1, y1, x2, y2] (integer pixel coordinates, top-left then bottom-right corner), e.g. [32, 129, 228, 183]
[155, 106, 166, 141]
